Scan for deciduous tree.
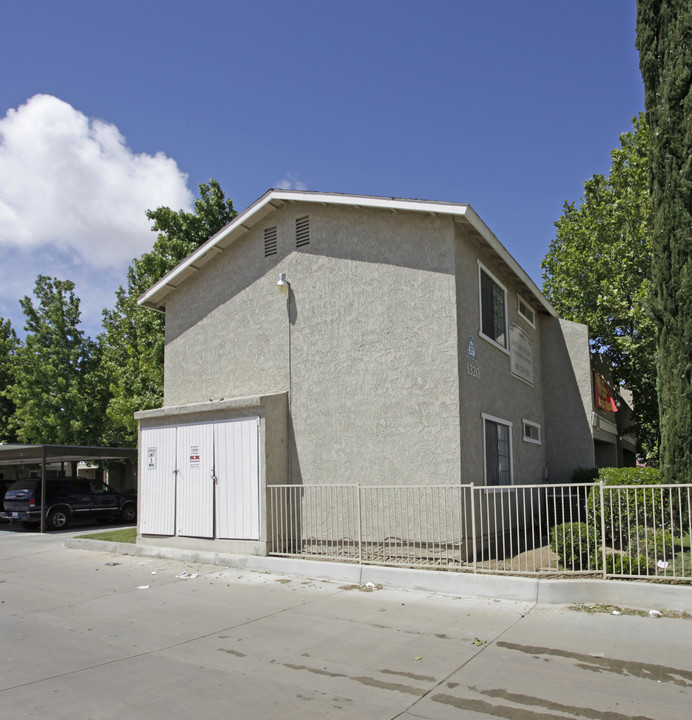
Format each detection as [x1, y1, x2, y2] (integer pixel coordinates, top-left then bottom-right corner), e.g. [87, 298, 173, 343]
[0, 317, 19, 442]
[541, 114, 658, 461]
[7, 276, 106, 445]
[99, 180, 236, 445]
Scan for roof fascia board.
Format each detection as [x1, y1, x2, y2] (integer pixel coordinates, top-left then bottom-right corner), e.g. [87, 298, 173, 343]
[460, 206, 557, 317]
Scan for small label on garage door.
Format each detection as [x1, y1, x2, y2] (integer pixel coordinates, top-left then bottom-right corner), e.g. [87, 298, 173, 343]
[147, 447, 157, 470]
[189, 445, 200, 468]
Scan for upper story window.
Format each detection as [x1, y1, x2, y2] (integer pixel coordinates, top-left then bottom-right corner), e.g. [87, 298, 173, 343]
[517, 294, 536, 328]
[478, 263, 508, 351]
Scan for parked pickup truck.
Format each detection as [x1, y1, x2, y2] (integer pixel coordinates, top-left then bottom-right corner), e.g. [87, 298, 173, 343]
[1, 477, 136, 530]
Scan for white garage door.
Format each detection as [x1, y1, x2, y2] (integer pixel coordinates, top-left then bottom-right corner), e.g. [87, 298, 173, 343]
[139, 418, 260, 540]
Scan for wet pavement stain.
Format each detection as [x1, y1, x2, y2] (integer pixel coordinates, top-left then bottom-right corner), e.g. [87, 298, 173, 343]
[472, 686, 660, 720]
[496, 641, 692, 688]
[217, 648, 246, 657]
[343, 619, 455, 639]
[282, 662, 424, 695]
[432, 692, 659, 720]
[379, 668, 437, 683]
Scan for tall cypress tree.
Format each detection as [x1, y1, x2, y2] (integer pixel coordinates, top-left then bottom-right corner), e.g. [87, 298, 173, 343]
[637, 1, 692, 483]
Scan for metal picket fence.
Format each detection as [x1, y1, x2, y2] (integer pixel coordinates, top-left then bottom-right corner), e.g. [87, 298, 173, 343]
[267, 482, 692, 581]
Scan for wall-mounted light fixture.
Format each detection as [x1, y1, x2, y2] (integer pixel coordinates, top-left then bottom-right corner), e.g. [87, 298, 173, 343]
[277, 272, 290, 292]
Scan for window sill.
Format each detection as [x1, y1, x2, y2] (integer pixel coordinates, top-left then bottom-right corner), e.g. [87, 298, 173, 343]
[478, 331, 511, 356]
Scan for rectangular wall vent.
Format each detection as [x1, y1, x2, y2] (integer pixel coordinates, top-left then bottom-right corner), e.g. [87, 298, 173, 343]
[264, 226, 278, 257]
[296, 216, 310, 247]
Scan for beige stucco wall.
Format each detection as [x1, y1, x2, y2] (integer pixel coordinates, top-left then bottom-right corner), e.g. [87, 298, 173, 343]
[454, 225, 546, 487]
[162, 203, 461, 487]
[540, 317, 594, 482]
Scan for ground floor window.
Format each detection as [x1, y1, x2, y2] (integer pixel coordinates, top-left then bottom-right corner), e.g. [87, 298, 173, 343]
[522, 419, 541, 444]
[482, 413, 513, 486]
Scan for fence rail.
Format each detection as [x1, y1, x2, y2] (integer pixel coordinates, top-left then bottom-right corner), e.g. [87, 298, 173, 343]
[267, 482, 692, 581]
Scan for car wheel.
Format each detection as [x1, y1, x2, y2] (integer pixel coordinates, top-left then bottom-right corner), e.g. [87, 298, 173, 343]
[46, 508, 70, 530]
[120, 503, 136, 524]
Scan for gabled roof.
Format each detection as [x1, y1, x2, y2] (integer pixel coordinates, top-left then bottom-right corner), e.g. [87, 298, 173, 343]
[137, 189, 557, 317]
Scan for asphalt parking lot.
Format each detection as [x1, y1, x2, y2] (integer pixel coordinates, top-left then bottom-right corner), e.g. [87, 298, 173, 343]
[1, 526, 691, 719]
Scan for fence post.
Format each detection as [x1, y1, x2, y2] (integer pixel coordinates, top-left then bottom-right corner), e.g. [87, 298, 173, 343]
[599, 480, 607, 579]
[470, 483, 477, 573]
[357, 483, 363, 565]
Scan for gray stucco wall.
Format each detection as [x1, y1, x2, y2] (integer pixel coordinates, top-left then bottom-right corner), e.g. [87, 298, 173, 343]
[162, 203, 462, 487]
[454, 225, 546, 486]
[540, 317, 594, 482]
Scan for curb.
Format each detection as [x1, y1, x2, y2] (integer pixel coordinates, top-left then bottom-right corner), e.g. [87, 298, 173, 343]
[65, 537, 692, 611]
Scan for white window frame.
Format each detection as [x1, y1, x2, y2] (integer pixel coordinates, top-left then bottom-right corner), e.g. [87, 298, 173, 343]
[478, 261, 510, 355]
[482, 412, 514, 488]
[516, 293, 536, 328]
[522, 419, 541, 445]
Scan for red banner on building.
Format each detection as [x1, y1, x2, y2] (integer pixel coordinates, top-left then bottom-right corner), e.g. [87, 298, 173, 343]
[594, 371, 617, 412]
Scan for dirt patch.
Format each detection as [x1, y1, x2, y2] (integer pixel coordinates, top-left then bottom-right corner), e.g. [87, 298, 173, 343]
[475, 544, 561, 573]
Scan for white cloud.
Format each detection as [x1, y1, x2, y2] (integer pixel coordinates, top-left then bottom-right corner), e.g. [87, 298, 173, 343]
[0, 94, 195, 337]
[0, 94, 193, 268]
[275, 173, 307, 191]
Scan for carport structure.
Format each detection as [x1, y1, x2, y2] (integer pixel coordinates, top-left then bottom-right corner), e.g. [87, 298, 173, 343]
[0, 444, 137, 532]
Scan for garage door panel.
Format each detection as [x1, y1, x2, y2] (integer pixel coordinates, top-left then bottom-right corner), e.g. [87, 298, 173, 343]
[139, 427, 176, 535]
[175, 423, 214, 538]
[215, 418, 260, 540]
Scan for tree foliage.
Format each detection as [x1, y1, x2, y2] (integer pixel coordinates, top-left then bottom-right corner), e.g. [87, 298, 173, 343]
[6, 276, 107, 445]
[0, 317, 19, 442]
[541, 114, 658, 461]
[637, 0, 692, 483]
[99, 180, 236, 445]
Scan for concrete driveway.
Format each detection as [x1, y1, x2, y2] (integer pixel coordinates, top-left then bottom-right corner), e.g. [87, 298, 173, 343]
[1, 527, 691, 719]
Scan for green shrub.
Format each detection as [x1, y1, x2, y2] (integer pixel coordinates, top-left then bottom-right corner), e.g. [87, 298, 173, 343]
[550, 522, 599, 571]
[587, 467, 668, 549]
[637, 527, 675, 563]
[598, 466, 662, 485]
[603, 551, 654, 576]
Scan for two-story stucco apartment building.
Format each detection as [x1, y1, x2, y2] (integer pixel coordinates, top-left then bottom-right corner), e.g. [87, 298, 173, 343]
[134, 190, 634, 554]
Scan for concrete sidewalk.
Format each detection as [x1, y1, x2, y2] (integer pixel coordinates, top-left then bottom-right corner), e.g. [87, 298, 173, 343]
[67, 534, 692, 612]
[1, 529, 691, 719]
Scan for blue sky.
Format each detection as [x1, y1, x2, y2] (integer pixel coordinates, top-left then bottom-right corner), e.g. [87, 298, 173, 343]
[0, 1, 644, 338]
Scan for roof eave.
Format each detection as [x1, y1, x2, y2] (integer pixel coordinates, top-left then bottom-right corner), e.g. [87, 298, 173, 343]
[458, 207, 557, 317]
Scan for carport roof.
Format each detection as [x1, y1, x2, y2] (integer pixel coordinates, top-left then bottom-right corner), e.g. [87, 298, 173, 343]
[0, 444, 136, 467]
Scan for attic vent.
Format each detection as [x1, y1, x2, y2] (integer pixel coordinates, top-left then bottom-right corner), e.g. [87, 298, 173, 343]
[264, 226, 278, 257]
[296, 216, 310, 248]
